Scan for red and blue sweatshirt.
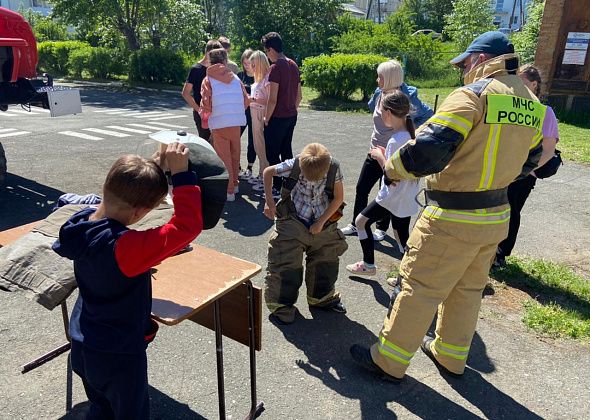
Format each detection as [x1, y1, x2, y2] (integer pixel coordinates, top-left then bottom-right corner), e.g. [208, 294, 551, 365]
[52, 171, 202, 354]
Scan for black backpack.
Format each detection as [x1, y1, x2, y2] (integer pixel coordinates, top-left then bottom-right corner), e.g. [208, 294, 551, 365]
[534, 149, 563, 179]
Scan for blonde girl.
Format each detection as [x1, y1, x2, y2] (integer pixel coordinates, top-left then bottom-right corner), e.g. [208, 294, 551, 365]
[248, 50, 271, 189]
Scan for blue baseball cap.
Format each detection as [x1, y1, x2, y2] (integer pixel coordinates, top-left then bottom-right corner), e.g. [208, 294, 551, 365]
[450, 31, 515, 66]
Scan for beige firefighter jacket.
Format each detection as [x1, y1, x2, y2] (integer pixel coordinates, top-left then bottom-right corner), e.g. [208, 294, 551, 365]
[385, 54, 544, 206]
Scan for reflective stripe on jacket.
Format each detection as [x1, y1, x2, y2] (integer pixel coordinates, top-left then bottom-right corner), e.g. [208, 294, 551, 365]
[385, 54, 544, 223]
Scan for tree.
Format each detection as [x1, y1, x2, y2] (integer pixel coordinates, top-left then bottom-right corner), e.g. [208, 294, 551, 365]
[398, 0, 429, 30]
[444, 0, 495, 51]
[512, 0, 545, 64]
[20, 10, 69, 42]
[228, 0, 343, 61]
[52, 0, 143, 50]
[52, 0, 208, 53]
[143, 0, 208, 53]
[399, 0, 454, 33]
[423, 0, 454, 33]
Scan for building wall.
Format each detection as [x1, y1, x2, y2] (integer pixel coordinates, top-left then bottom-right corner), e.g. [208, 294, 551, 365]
[354, 0, 402, 23]
[0, 0, 52, 16]
[493, 0, 530, 30]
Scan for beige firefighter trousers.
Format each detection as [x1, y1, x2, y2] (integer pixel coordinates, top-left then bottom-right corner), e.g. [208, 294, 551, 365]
[371, 207, 509, 377]
[264, 217, 348, 323]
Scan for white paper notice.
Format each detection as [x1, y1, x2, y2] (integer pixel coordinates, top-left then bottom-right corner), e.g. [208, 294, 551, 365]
[563, 49, 588, 65]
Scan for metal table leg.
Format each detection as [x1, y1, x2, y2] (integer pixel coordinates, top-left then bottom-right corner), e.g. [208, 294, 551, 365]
[21, 301, 73, 413]
[214, 299, 226, 420]
[246, 281, 264, 420]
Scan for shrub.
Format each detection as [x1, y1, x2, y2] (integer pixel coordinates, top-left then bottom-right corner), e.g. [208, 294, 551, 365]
[67, 46, 91, 78]
[67, 46, 127, 79]
[87, 48, 127, 79]
[302, 54, 388, 100]
[37, 41, 90, 75]
[128, 48, 187, 85]
[512, 0, 545, 64]
[331, 10, 448, 82]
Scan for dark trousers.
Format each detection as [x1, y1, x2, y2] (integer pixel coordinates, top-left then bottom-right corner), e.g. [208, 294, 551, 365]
[264, 115, 297, 190]
[359, 200, 411, 265]
[240, 107, 256, 165]
[192, 110, 211, 141]
[497, 175, 537, 257]
[352, 155, 390, 231]
[71, 340, 149, 420]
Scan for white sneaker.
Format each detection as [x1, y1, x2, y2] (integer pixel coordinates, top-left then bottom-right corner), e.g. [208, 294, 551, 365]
[252, 182, 265, 191]
[234, 185, 239, 194]
[340, 224, 357, 235]
[373, 229, 387, 241]
[226, 193, 236, 202]
[248, 175, 261, 185]
[239, 168, 252, 180]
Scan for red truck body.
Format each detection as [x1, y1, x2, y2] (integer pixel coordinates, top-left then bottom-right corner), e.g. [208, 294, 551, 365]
[0, 7, 38, 80]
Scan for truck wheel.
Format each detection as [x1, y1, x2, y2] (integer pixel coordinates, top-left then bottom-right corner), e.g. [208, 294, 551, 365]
[0, 142, 6, 184]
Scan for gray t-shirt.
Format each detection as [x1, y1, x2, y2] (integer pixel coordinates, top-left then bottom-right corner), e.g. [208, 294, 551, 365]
[370, 95, 395, 148]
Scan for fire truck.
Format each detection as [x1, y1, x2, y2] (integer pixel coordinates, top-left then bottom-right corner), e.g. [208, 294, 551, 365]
[0, 7, 81, 183]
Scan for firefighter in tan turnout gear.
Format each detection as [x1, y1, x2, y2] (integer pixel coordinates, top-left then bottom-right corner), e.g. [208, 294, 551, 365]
[350, 31, 545, 380]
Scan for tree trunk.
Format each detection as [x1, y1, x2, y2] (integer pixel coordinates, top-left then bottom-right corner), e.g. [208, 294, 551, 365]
[121, 25, 141, 51]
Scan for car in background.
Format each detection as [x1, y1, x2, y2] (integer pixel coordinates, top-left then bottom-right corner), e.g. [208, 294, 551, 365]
[498, 28, 515, 35]
[412, 29, 442, 39]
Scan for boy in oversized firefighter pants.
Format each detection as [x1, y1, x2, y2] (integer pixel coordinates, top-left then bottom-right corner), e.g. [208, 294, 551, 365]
[262, 143, 348, 324]
[350, 32, 545, 379]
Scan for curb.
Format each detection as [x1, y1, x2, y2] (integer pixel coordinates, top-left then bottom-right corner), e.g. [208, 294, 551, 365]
[54, 78, 182, 95]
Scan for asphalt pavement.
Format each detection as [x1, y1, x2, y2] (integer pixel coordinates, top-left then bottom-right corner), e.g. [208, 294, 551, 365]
[1, 85, 589, 419]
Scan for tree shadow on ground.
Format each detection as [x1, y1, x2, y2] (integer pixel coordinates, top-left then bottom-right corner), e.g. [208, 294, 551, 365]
[218, 182, 273, 237]
[274, 308, 535, 419]
[0, 173, 64, 230]
[78, 87, 188, 112]
[58, 386, 206, 419]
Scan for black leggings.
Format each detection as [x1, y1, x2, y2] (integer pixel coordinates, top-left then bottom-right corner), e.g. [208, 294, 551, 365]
[240, 107, 255, 164]
[192, 110, 211, 141]
[265, 115, 297, 190]
[358, 200, 411, 265]
[497, 175, 537, 257]
[352, 155, 389, 231]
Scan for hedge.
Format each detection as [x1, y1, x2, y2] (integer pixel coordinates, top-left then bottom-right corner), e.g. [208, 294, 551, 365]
[301, 54, 388, 100]
[68, 47, 127, 79]
[129, 48, 186, 85]
[37, 41, 90, 75]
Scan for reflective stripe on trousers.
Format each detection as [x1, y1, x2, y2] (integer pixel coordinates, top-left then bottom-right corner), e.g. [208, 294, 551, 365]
[423, 206, 510, 225]
[433, 337, 470, 360]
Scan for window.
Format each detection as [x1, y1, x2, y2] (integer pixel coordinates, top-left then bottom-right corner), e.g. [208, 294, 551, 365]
[496, 0, 505, 12]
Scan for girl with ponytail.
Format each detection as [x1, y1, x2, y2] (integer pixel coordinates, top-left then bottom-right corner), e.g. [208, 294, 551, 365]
[346, 90, 421, 276]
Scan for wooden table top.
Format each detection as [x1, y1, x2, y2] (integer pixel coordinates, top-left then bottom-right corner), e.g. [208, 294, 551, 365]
[0, 221, 261, 326]
[151, 244, 261, 325]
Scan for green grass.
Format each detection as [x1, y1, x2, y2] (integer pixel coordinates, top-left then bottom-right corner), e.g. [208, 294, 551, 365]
[557, 123, 590, 164]
[301, 85, 455, 113]
[491, 257, 590, 341]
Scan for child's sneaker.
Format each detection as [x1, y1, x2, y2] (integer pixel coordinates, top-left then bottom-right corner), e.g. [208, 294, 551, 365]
[373, 229, 387, 241]
[226, 193, 236, 202]
[240, 168, 253, 180]
[340, 224, 357, 235]
[248, 175, 261, 184]
[346, 261, 376, 276]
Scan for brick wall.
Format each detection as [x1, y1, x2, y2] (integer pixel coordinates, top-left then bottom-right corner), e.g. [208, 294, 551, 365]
[534, 0, 566, 96]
